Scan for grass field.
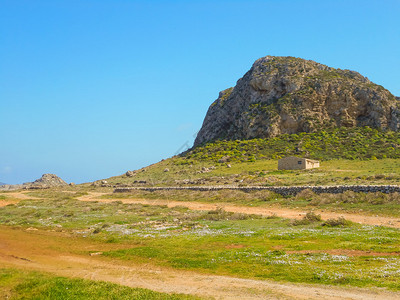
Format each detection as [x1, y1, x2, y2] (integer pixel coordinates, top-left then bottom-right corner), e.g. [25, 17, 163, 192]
[0, 268, 198, 300]
[1, 191, 400, 292]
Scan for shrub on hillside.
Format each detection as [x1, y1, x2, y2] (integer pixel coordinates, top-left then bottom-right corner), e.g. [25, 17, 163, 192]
[295, 189, 316, 201]
[181, 127, 400, 162]
[322, 217, 351, 227]
[292, 212, 321, 226]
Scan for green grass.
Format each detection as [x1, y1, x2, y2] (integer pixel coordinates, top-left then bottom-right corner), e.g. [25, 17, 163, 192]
[0, 268, 199, 300]
[26, 190, 88, 200]
[0, 197, 256, 234]
[103, 219, 400, 290]
[1, 196, 400, 290]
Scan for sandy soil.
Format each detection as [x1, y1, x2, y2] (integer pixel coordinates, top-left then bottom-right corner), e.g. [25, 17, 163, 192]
[78, 192, 400, 228]
[0, 191, 39, 207]
[1, 226, 399, 300]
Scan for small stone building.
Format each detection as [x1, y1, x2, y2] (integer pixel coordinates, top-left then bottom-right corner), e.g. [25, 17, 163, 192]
[278, 156, 320, 170]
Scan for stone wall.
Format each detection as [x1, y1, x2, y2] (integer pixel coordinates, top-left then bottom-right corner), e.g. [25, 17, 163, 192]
[114, 185, 400, 196]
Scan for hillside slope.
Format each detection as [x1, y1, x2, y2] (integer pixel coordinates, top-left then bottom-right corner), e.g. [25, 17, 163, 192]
[187, 127, 400, 162]
[195, 56, 399, 145]
[98, 127, 400, 188]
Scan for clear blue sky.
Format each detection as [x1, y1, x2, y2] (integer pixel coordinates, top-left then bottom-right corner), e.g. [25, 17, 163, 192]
[1, 0, 399, 184]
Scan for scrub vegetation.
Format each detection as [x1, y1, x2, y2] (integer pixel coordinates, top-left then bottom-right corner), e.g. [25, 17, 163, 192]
[186, 127, 400, 162]
[99, 129, 400, 187]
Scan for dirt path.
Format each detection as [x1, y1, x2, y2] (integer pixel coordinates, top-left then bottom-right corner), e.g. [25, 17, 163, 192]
[1, 226, 399, 300]
[0, 191, 40, 207]
[4, 190, 400, 228]
[78, 192, 400, 228]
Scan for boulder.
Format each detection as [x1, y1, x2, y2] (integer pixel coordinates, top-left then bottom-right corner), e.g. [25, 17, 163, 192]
[126, 171, 135, 177]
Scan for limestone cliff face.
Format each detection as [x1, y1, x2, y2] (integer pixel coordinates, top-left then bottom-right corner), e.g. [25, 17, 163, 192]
[194, 56, 400, 146]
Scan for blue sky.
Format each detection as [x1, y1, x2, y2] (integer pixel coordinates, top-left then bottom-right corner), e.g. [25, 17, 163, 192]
[1, 0, 399, 184]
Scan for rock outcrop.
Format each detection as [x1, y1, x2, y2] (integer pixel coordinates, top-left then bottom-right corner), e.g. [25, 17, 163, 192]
[30, 173, 68, 188]
[0, 173, 68, 191]
[194, 56, 400, 146]
[125, 171, 136, 177]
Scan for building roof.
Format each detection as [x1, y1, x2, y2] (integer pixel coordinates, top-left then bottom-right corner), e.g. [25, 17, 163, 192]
[305, 158, 319, 163]
[278, 156, 319, 162]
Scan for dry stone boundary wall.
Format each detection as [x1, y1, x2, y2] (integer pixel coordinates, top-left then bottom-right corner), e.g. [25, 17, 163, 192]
[114, 185, 400, 196]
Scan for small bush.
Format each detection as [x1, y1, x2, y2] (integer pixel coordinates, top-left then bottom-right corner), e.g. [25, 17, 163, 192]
[266, 213, 279, 219]
[92, 228, 102, 234]
[322, 217, 351, 227]
[195, 207, 260, 221]
[292, 212, 321, 226]
[305, 211, 321, 221]
[295, 189, 316, 201]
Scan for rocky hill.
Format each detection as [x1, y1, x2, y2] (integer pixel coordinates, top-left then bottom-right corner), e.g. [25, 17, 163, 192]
[0, 174, 68, 191]
[31, 174, 68, 187]
[194, 56, 399, 146]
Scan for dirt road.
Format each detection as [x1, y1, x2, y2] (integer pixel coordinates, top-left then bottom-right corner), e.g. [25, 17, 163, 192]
[4, 191, 400, 228]
[78, 192, 400, 228]
[0, 191, 39, 207]
[1, 226, 399, 300]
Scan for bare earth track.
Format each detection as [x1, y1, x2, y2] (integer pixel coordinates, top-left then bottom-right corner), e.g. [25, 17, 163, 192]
[0, 191, 38, 207]
[79, 192, 400, 228]
[4, 191, 400, 228]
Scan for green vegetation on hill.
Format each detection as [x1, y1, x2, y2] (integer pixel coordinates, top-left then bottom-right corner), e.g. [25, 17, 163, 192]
[86, 126, 400, 187]
[100, 158, 400, 187]
[185, 127, 400, 163]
